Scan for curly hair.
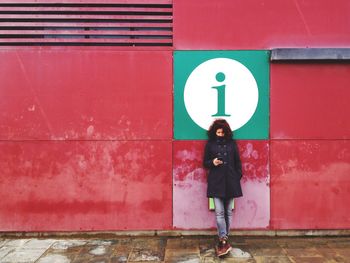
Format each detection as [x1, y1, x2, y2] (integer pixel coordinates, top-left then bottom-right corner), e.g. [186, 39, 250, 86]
[207, 119, 233, 140]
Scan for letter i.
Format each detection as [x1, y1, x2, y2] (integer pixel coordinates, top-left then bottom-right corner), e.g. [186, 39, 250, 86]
[212, 72, 231, 117]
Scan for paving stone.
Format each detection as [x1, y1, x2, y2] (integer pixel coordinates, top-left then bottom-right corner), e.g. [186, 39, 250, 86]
[249, 247, 286, 257]
[3, 239, 30, 247]
[0, 239, 9, 247]
[0, 246, 15, 260]
[307, 238, 331, 245]
[332, 248, 350, 259]
[73, 255, 110, 263]
[44, 247, 82, 261]
[219, 257, 256, 263]
[1, 248, 47, 263]
[129, 237, 165, 261]
[37, 254, 72, 263]
[166, 238, 199, 249]
[128, 247, 162, 261]
[51, 240, 87, 250]
[0, 236, 348, 262]
[200, 247, 216, 258]
[277, 238, 329, 249]
[259, 242, 283, 249]
[115, 238, 133, 246]
[287, 256, 328, 263]
[201, 257, 220, 263]
[199, 238, 216, 255]
[22, 239, 57, 249]
[229, 248, 252, 258]
[89, 245, 108, 256]
[110, 255, 128, 263]
[245, 238, 281, 249]
[284, 247, 322, 257]
[228, 236, 248, 245]
[314, 247, 342, 261]
[75, 245, 113, 262]
[112, 244, 132, 254]
[253, 256, 292, 263]
[326, 238, 350, 249]
[227, 244, 255, 257]
[87, 240, 116, 246]
[132, 237, 162, 246]
[72, 244, 112, 263]
[164, 248, 200, 263]
[275, 238, 301, 247]
[39, 250, 78, 262]
[111, 245, 132, 263]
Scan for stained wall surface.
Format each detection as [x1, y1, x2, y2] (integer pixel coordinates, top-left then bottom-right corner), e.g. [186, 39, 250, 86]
[270, 63, 350, 229]
[172, 0, 350, 230]
[1, 0, 350, 231]
[0, 50, 173, 231]
[173, 0, 350, 49]
[173, 141, 270, 230]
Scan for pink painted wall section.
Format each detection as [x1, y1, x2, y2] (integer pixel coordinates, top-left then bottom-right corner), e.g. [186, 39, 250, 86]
[271, 63, 350, 139]
[0, 141, 172, 231]
[0, 49, 172, 140]
[270, 140, 350, 229]
[174, 0, 350, 49]
[173, 140, 270, 230]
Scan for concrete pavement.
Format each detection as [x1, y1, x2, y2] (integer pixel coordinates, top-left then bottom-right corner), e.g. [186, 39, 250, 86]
[0, 235, 349, 262]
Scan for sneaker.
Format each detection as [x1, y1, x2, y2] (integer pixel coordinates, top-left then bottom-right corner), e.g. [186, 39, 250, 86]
[223, 236, 232, 250]
[216, 237, 232, 257]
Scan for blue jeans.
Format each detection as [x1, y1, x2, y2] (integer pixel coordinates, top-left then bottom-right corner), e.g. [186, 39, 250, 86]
[213, 198, 234, 238]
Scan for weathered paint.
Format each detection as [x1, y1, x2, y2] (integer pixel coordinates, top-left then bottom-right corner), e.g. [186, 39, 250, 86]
[0, 141, 172, 231]
[270, 140, 350, 229]
[174, 0, 350, 50]
[271, 63, 350, 139]
[173, 140, 269, 229]
[0, 48, 173, 231]
[0, 0, 350, 232]
[0, 49, 172, 140]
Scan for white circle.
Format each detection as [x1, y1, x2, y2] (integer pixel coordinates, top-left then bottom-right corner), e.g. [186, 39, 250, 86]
[184, 58, 259, 131]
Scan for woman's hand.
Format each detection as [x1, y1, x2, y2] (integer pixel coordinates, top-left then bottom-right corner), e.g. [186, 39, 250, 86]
[213, 158, 223, 166]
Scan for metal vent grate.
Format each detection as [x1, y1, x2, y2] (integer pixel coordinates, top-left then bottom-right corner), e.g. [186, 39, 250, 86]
[0, 1, 172, 47]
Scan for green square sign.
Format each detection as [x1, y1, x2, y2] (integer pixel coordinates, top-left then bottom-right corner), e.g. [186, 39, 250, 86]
[174, 51, 269, 140]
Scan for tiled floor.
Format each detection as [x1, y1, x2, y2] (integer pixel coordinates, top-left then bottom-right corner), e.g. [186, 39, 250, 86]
[0, 236, 349, 262]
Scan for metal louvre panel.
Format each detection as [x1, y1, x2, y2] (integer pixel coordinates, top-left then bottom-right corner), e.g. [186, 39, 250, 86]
[0, 1, 173, 47]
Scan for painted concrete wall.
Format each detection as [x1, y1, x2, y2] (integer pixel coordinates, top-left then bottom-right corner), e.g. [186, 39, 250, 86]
[0, 0, 350, 231]
[270, 63, 350, 229]
[172, 0, 350, 231]
[173, 141, 270, 229]
[173, 0, 350, 49]
[0, 50, 173, 231]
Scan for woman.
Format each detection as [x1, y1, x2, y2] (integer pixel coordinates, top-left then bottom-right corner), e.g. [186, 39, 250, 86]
[203, 119, 243, 257]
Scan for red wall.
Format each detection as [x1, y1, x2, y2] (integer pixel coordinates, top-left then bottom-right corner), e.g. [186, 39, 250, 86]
[173, 0, 350, 230]
[173, 0, 350, 49]
[270, 63, 350, 229]
[0, 0, 350, 231]
[0, 49, 173, 231]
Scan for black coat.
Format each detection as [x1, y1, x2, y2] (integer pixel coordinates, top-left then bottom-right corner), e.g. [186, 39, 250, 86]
[203, 138, 243, 199]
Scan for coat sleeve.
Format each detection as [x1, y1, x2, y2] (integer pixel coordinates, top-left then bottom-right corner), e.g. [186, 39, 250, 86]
[233, 141, 242, 179]
[203, 142, 214, 169]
